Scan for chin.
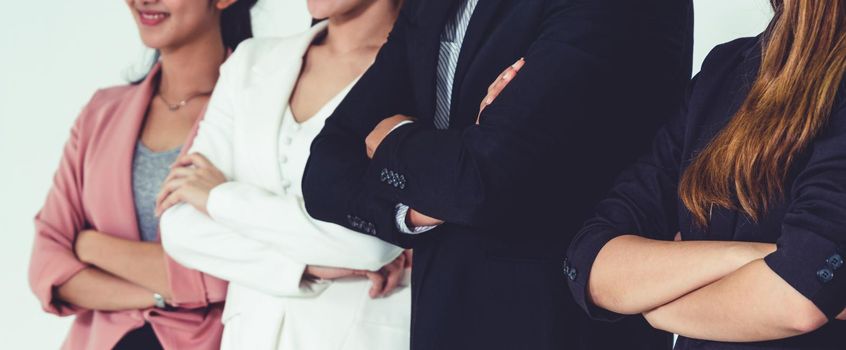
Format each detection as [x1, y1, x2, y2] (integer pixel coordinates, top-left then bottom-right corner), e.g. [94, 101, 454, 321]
[138, 34, 173, 51]
[307, 1, 337, 20]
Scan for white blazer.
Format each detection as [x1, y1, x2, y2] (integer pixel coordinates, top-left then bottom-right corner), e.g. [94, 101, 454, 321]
[160, 22, 411, 350]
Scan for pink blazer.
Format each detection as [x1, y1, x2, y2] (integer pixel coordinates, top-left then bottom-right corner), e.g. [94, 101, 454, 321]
[28, 64, 228, 350]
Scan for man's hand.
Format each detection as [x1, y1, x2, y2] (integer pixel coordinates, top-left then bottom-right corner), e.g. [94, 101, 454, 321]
[155, 153, 226, 216]
[408, 208, 444, 227]
[477, 58, 525, 124]
[366, 252, 408, 298]
[365, 114, 415, 159]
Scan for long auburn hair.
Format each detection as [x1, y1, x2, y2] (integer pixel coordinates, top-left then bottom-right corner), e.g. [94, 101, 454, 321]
[679, 0, 846, 227]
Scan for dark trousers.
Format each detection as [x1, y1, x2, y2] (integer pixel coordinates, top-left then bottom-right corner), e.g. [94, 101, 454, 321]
[113, 323, 163, 350]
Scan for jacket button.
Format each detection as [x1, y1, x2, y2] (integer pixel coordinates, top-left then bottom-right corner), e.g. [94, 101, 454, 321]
[826, 254, 844, 270]
[567, 268, 578, 281]
[817, 268, 835, 284]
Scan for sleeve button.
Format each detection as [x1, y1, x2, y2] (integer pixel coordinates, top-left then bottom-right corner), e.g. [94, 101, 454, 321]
[817, 268, 835, 284]
[826, 254, 844, 270]
[567, 268, 578, 281]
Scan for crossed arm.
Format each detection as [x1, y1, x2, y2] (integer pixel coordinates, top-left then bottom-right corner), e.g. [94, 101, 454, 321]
[568, 77, 846, 341]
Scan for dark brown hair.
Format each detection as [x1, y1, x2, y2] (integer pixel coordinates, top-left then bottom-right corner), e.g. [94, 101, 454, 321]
[679, 0, 846, 227]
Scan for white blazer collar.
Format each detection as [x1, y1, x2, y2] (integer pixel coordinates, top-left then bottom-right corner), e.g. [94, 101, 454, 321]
[250, 21, 329, 79]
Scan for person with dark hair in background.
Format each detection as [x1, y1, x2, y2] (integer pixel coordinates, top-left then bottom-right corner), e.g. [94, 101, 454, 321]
[566, 1, 846, 349]
[301, 0, 693, 349]
[154, 1, 413, 349]
[28, 0, 256, 349]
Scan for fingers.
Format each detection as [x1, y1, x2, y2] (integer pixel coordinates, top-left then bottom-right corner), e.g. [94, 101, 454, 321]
[173, 153, 212, 169]
[366, 270, 386, 298]
[403, 249, 413, 269]
[485, 57, 525, 105]
[381, 254, 406, 297]
[162, 167, 194, 186]
[478, 58, 525, 123]
[155, 178, 187, 215]
[156, 190, 184, 217]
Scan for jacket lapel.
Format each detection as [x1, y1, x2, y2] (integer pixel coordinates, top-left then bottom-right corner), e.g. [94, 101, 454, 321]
[109, 64, 160, 240]
[239, 22, 328, 191]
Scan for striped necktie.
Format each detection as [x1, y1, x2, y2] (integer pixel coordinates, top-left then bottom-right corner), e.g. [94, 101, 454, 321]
[433, 0, 478, 130]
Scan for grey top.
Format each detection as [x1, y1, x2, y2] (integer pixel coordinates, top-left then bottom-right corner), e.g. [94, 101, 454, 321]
[132, 141, 182, 242]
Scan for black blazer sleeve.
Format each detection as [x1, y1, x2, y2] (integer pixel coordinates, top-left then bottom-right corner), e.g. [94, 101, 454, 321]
[303, 7, 419, 247]
[764, 102, 846, 319]
[367, 0, 635, 228]
[564, 78, 693, 321]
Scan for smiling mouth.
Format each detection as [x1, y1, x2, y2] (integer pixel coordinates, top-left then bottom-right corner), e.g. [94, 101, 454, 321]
[138, 11, 170, 26]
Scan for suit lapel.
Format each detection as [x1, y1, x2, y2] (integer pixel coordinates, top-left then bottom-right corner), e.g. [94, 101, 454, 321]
[449, 0, 508, 128]
[240, 23, 327, 191]
[109, 64, 160, 240]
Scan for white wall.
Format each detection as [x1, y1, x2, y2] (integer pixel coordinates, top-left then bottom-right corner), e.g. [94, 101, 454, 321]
[0, 0, 769, 347]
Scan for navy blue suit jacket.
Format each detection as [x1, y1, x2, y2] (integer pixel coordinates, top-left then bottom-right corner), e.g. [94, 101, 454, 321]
[304, 0, 693, 348]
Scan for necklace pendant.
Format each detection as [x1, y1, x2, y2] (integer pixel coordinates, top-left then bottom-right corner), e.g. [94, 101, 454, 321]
[167, 100, 187, 111]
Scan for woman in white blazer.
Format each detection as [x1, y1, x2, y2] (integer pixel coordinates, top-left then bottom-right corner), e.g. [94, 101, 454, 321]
[154, 1, 410, 349]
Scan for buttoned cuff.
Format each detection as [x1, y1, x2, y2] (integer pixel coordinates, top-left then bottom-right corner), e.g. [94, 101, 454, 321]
[764, 232, 846, 319]
[395, 203, 438, 234]
[565, 222, 628, 321]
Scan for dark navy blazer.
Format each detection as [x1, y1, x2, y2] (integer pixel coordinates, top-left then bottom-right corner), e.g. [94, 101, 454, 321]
[567, 36, 846, 349]
[304, 0, 693, 348]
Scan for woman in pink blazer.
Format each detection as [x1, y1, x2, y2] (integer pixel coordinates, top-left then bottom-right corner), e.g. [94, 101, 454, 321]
[28, 0, 256, 349]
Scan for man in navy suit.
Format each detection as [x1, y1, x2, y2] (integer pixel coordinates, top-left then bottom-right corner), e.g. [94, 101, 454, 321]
[303, 0, 693, 348]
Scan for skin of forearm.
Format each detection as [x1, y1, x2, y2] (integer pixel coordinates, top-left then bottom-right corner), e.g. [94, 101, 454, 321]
[77, 231, 173, 300]
[56, 267, 156, 311]
[589, 235, 776, 314]
[643, 260, 827, 342]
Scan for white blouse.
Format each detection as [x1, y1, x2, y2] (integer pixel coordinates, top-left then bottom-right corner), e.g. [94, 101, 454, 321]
[277, 80, 356, 199]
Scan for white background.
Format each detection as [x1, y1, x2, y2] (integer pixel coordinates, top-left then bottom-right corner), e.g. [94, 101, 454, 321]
[0, 0, 771, 347]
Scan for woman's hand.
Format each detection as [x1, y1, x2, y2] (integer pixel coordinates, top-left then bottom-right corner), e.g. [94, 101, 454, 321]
[155, 153, 226, 216]
[304, 252, 408, 298]
[477, 58, 525, 124]
[303, 266, 365, 281]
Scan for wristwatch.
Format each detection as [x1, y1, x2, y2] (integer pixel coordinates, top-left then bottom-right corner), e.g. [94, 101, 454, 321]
[153, 292, 167, 309]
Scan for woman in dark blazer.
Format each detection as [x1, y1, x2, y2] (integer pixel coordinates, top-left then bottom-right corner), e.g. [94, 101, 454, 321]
[566, 1, 846, 348]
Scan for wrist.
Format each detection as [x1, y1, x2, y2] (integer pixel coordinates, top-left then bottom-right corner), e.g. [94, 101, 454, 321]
[728, 242, 772, 269]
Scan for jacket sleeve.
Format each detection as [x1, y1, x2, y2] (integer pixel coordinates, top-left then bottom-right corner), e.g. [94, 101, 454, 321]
[28, 94, 97, 316]
[565, 77, 692, 320]
[161, 204, 324, 297]
[206, 181, 403, 270]
[302, 7, 419, 247]
[763, 102, 846, 319]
